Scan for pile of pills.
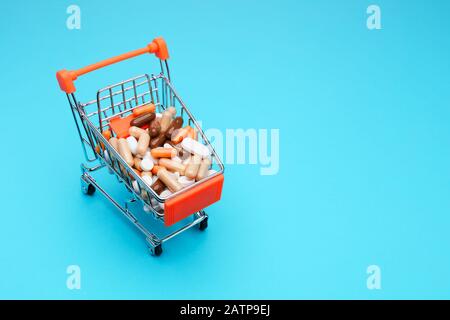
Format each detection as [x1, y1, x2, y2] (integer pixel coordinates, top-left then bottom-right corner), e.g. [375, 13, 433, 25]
[103, 105, 216, 209]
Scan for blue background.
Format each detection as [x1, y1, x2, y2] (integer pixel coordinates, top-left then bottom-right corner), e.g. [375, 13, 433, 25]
[1, 0, 449, 299]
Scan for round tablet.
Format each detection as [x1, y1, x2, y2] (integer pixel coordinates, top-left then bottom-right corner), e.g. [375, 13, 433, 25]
[140, 158, 154, 172]
[178, 176, 195, 187]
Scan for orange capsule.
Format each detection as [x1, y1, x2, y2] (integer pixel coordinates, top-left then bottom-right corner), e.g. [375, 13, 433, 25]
[187, 126, 196, 140]
[151, 147, 177, 158]
[132, 103, 155, 116]
[151, 165, 164, 175]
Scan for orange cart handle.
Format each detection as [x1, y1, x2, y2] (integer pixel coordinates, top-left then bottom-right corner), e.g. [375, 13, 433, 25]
[56, 37, 169, 94]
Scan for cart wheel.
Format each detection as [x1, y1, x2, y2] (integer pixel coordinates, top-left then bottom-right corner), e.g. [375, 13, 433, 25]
[199, 217, 208, 231]
[86, 184, 96, 195]
[150, 244, 163, 257]
[82, 182, 96, 196]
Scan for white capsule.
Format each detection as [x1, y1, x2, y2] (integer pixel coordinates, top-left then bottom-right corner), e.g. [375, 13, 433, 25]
[126, 136, 138, 155]
[155, 113, 162, 119]
[181, 137, 210, 159]
[167, 171, 180, 181]
[208, 169, 218, 176]
[178, 175, 195, 187]
[140, 158, 154, 172]
[141, 174, 153, 186]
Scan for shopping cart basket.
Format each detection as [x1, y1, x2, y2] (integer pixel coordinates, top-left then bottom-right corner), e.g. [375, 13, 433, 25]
[56, 37, 224, 256]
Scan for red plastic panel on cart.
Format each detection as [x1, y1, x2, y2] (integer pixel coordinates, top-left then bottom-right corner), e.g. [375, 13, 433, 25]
[109, 113, 152, 138]
[164, 174, 224, 226]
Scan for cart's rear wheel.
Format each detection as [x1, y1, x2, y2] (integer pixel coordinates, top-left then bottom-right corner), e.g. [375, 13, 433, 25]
[81, 181, 96, 195]
[86, 184, 96, 195]
[199, 217, 208, 231]
[150, 244, 163, 257]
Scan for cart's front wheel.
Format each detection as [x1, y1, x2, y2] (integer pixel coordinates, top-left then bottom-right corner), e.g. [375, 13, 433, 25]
[150, 244, 163, 257]
[81, 180, 96, 196]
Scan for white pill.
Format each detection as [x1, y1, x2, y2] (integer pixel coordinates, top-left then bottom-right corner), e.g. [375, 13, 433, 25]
[164, 143, 174, 149]
[167, 171, 180, 181]
[140, 158, 154, 172]
[178, 176, 195, 187]
[141, 174, 153, 186]
[155, 113, 162, 119]
[132, 180, 140, 193]
[208, 169, 217, 176]
[160, 189, 172, 198]
[126, 136, 138, 155]
[181, 137, 210, 159]
[144, 149, 158, 164]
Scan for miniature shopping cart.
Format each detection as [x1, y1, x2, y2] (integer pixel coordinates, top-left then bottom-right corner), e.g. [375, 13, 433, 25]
[56, 37, 224, 256]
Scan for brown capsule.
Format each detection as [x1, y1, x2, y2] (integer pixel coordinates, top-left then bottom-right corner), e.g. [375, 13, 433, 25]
[165, 116, 184, 139]
[151, 179, 166, 195]
[130, 112, 155, 127]
[136, 133, 150, 157]
[148, 119, 161, 138]
[150, 132, 166, 149]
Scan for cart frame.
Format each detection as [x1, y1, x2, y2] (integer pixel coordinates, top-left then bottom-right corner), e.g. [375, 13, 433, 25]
[57, 38, 224, 256]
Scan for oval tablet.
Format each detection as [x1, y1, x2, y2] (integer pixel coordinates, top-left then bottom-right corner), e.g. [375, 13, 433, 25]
[126, 136, 138, 155]
[181, 137, 210, 159]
